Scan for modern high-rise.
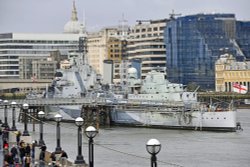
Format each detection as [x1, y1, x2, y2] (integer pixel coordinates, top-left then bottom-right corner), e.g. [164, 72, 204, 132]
[236, 21, 250, 61]
[164, 13, 245, 90]
[127, 19, 168, 78]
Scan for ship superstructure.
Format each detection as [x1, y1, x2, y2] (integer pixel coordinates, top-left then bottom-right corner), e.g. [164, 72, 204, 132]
[110, 67, 237, 131]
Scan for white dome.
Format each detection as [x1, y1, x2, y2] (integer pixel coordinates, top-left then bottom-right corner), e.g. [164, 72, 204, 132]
[128, 67, 137, 74]
[64, 20, 81, 34]
[63, 0, 84, 34]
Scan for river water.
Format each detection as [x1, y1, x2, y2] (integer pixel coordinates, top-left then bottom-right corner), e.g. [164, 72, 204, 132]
[1, 108, 250, 167]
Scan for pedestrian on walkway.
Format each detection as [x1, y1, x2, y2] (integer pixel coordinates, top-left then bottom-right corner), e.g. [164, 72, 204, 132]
[3, 139, 9, 155]
[15, 131, 21, 145]
[4, 152, 14, 167]
[25, 143, 31, 155]
[60, 150, 68, 167]
[19, 142, 26, 165]
[23, 153, 31, 167]
[0, 127, 2, 150]
[39, 145, 46, 167]
[50, 151, 56, 164]
[10, 145, 18, 161]
[31, 140, 37, 164]
[2, 128, 9, 141]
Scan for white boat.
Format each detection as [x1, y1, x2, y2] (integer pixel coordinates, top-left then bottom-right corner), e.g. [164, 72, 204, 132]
[46, 44, 238, 131]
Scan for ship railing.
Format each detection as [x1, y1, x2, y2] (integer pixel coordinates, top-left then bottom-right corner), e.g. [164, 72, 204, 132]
[3, 97, 187, 108]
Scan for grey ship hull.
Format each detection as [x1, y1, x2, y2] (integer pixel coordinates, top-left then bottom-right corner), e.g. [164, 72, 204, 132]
[47, 105, 237, 131]
[110, 108, 237, 132]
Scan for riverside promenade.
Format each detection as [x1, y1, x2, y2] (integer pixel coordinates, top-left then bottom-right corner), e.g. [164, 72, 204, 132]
[0, 131, 84, 167]
[0, 104, 91, 167]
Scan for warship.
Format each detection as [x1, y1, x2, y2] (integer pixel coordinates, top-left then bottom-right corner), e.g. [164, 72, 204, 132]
[45, 48, 238, 131]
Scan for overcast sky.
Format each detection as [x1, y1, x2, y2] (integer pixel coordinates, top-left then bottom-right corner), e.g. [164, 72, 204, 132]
[0, 0, 249, 33]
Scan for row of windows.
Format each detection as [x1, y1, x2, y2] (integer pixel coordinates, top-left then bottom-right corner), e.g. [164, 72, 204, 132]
[0, 66, 18, 70]
[130, 33, 164, 39]
[0, 40, 78, 44]
[0, 45, 77, 50]
[129, 51, 166, 56]
[223, 72, 250, 77]
[0, 71, 19, 75]
[132, 26, 165, 33]
[127, 44, 165, 51]
[202, 117, 227, 120]
[0, 61, 19, 64]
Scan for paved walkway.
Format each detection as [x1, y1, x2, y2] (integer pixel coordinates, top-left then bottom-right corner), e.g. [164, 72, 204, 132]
[0, 150, 3, 166]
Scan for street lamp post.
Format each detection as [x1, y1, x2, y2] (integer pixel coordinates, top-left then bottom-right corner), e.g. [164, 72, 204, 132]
[38, 111, 45, 146]
[11, 101, 17, 131]
[146, 139, 161, 167]
[22, 103, 30, 136]
[74, 117, 85, 164]
[54, 113, 62, 154]
[85, 126, 98, 167]
[2, 100, 9, 129]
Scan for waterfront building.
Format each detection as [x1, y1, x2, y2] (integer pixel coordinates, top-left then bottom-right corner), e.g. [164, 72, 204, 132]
[127, 19, 167, 79]
[215, 53, 250, 92]
[87, 27, 128, 78]
[164, 13, 246, 90]
[19, 56, 57, 80]
[0, 1, 85, 80]
[107, 37, 128, 83]
[236, 21, 250, 61]
[0, 33, 82, 79]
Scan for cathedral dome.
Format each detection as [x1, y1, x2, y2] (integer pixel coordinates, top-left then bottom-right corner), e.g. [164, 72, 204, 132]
[64, 20, 81, 34]
[63, 1, 83, 34]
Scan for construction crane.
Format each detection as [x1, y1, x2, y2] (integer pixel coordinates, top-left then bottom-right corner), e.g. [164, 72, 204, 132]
[169, 10, 181, 20]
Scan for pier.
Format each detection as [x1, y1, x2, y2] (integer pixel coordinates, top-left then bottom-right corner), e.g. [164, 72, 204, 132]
[0, 97, 185, 128]
[198, 92, 250, 101]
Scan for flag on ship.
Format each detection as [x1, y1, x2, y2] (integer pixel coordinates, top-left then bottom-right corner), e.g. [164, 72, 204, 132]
[232, 83, 248, 94]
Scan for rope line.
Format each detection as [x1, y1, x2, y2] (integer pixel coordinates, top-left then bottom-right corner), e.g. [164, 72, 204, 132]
[94, 142, 184, 167]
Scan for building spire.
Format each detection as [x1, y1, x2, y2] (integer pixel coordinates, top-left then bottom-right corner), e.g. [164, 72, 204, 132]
[71, 0, 78, 21]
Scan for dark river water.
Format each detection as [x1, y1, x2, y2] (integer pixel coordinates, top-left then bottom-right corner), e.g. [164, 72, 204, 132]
[1, 108, 250, 167]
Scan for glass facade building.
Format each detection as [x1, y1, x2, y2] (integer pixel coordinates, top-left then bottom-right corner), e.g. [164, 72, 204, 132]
[236, 21, 250, 61]
[164, 14, 243, 90]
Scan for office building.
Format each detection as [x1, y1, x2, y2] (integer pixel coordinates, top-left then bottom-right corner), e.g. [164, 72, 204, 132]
[127, 19, 167, 79]
[0, 1, 85, 79]
[236, 21, 250, 61]
[164, 13, 245, 90]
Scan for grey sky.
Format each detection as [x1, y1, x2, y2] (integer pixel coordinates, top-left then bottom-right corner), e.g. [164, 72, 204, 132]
[0, 0, 249, 33]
